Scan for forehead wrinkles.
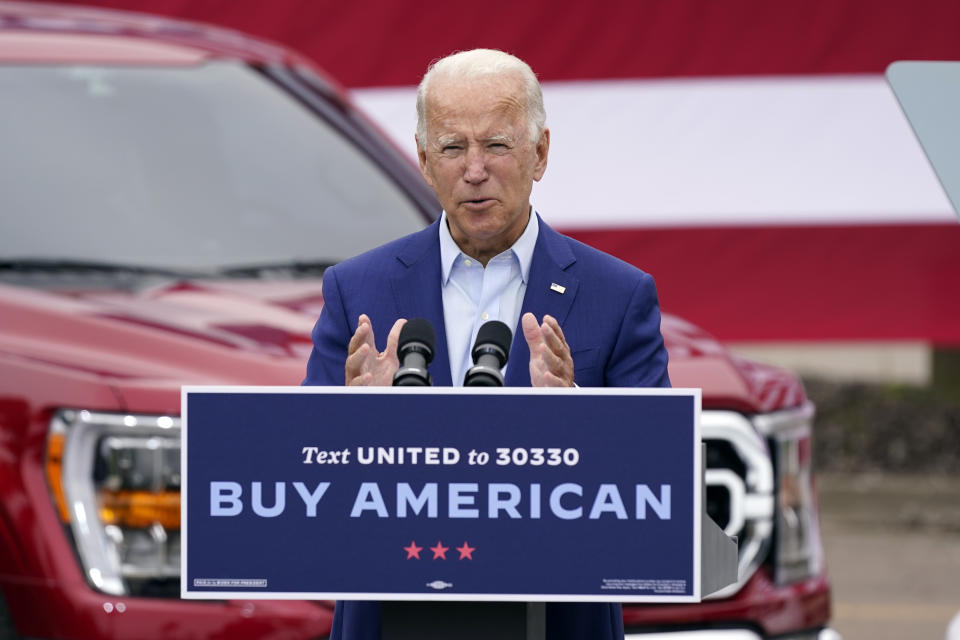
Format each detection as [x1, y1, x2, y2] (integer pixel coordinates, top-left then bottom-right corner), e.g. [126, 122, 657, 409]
[426, 81, 528, 140]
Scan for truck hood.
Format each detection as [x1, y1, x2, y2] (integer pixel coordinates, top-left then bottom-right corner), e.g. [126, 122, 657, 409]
[0, 279, 804, 414]
[0, 279, 319, 413]
[661, 313, 807, 413]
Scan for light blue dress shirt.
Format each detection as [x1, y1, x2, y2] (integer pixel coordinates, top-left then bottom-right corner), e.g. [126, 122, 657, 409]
[438, 210, 539, 386]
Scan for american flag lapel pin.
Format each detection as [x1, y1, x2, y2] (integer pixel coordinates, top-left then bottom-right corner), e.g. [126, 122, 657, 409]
[550, 282, 566, 294]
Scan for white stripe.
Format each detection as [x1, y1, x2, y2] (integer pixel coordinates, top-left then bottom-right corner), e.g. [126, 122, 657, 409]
[353, 75, 955, 228]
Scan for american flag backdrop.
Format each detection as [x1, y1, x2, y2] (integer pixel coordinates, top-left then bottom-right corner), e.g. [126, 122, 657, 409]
[47, 0, 960, 345]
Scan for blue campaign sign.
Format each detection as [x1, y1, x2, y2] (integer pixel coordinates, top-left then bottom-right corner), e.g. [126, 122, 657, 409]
[181, 387, 701, 603]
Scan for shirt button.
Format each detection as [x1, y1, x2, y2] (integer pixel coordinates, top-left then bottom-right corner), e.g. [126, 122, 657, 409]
[464, 259, 473, 267]
[481, 312, 489, 320]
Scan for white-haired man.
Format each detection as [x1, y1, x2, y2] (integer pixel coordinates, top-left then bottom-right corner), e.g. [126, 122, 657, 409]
[304, 49, 670, 639]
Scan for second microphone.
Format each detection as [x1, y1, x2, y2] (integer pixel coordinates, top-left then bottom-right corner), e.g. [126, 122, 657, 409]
[464, 320, 513, 387]
[393, 318, 435, 386]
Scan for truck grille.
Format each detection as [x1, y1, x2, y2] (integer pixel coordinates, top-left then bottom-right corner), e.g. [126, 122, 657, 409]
[702, 411, 776, 597]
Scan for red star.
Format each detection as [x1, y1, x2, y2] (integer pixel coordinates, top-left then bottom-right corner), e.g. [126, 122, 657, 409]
[403, 541, 423, 560]
[430, 540, 449, 560]
[456, 541, 475, 560]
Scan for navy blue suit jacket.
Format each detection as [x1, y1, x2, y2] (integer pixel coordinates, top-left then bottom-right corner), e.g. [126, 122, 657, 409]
[303, 215, 670, 639]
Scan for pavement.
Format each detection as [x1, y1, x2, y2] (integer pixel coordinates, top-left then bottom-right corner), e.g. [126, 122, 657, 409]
[817, 472, 960, 640]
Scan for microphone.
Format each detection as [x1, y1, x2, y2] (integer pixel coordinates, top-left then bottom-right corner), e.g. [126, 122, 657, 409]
[393, 318, 435, 386]
[464, 320, 512, 387]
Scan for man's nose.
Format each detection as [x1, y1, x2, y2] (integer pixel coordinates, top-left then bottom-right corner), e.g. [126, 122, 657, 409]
[462, 146, 488, 184]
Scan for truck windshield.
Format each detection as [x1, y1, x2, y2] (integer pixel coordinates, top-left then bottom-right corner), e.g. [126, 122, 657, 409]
[0, 62, 428, 273]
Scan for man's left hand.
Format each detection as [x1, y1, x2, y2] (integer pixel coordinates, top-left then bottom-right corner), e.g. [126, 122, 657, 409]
[521, 312, 574, 387]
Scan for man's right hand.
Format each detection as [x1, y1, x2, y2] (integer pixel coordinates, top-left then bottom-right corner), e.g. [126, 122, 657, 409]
[345, 314, 406, 386]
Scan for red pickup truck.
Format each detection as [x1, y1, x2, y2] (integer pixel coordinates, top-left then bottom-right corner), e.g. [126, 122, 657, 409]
[0, 3, 836, 638]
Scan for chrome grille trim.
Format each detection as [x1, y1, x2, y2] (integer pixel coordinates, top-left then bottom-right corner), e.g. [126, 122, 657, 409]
[702, 410, 775, 599]
[752, 401, 815, 438]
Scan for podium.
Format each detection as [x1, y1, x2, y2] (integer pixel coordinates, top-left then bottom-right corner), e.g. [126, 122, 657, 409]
[181, 387, 738, 638]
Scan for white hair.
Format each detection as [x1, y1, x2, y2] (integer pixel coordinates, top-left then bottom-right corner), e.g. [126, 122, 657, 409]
[416, 48, 546, 149]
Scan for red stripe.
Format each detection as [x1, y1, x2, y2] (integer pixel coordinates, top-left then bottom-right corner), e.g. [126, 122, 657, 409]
[34, 1, 960, 345]
[565, 223, 960, 345]
[48, 0, 960, 87]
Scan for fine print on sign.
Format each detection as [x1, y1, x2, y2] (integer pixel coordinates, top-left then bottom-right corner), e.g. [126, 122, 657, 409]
[182, 387, 701, 603]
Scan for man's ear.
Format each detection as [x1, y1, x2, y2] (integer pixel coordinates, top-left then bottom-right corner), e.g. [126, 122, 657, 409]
[533, 128, 550, 182]
[416, 134, 435, 189]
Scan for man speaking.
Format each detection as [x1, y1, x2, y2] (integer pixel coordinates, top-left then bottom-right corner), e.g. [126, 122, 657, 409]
[304, 49, 670, 640]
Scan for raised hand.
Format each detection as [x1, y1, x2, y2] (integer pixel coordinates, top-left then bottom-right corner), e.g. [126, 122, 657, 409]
[521, 312, 574, 387]
[345, 314, 406, 386]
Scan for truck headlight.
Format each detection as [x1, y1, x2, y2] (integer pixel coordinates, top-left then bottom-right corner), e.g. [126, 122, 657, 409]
[754, 403, 824, 584]
[45, 410, 181, 596]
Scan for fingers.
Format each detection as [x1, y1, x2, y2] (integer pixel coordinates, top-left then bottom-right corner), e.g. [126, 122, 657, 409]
[384, 318, 407, 362]
[345, 315, 376, 386]
[541, 315, 568, 355]
[524, 313, 574, 387]
[346, 370, 373, 387]
[347, 314, 374, 356]
[521, 312, 543, 347]
[345, 342, 372, 385]
[345, 315, 407, 386]
[541, 317, 573, 381]
[538, 340, 567, 372]
[526, 314, 568, 357]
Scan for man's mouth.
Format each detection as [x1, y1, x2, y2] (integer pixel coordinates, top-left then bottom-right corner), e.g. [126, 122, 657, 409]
[462, 198, 495, 208]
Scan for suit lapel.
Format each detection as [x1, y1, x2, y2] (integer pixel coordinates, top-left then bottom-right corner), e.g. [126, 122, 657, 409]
[506, 218, 579, 387]
[390, 220, 453, 386]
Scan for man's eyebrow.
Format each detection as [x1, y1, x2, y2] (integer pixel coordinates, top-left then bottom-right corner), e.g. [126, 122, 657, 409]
[431, 133, 515, 148]
[434, 135, 463, 147]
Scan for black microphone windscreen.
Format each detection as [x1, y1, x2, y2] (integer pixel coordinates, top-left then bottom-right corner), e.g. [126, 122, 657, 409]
[398, 318, 436, 362]
[473, 320, 513, 359]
